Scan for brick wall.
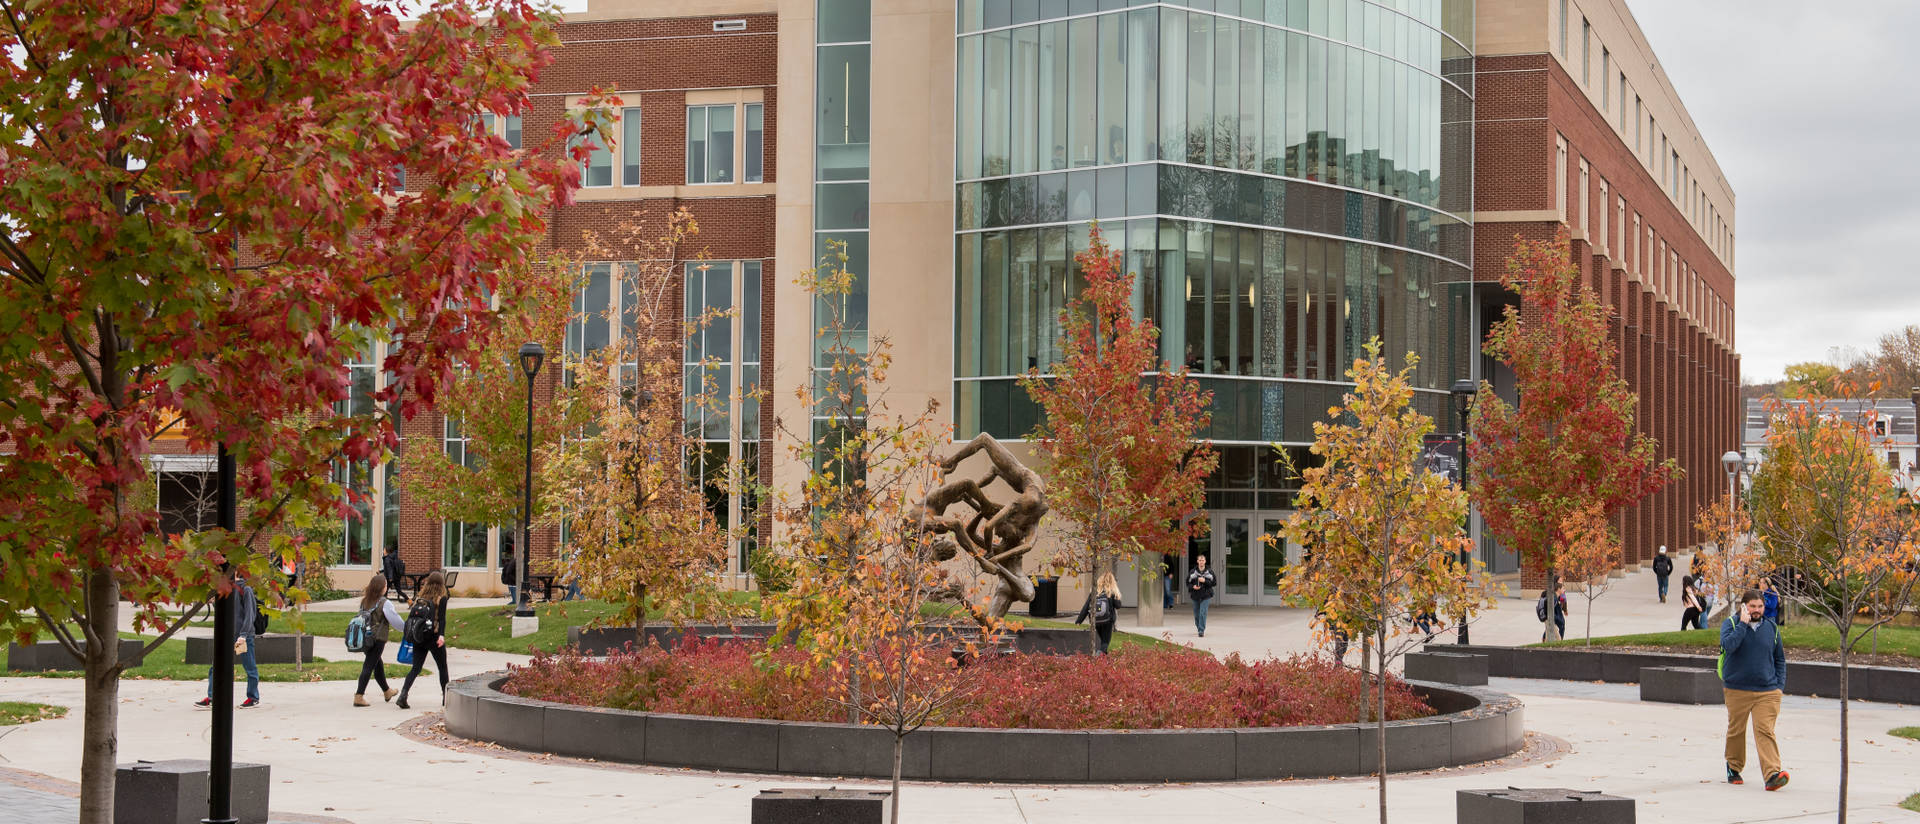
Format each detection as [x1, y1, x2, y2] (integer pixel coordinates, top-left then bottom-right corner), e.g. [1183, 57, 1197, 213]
[1473, 53, 1741, 591]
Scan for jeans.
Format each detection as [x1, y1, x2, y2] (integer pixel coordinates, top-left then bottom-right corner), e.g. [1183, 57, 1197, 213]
[1193, 597, 1211, 634]
[402, 639, 450, 697]
[1543, 615, 1566, 640]
[1696, 599, 1713, 629]
[1094, 622, 1114, 654]
[206, 642, 260, 702]
[1657, 574, 1670, 600]
[1163, 576, 1174, 609]
[355, 643, 390, 696]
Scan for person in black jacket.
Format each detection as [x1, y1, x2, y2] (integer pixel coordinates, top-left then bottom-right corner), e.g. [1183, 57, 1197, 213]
[1187, 554, 1217, 637]
[397, 570, 451, 710]
[381, 542, 408, 600]
[1652, 546, 1673, 603]
[1073, 572, 1124, 654]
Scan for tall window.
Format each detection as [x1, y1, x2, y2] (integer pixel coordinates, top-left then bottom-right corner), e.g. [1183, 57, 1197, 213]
[1600, 49, 1610, 109]
[1559, 0, 1568, 55]
[481, 112, 523, 150]
[1555, 135, 1568, 219]
[565, 262, 645, 387]
[1580, 18, 1590, 86]
[577, 119, 613, 187]
[684, 259, 765, 570]
[440, 419, 489, 569]
[744, 103, 765, 183]
[1617, 73, 1627, 131]
[687, 104, 737, 184]
[620, 106, 642, 186]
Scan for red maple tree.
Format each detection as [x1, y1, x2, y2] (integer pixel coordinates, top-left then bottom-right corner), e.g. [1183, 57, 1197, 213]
[1469, 235, 1678, 641]
[1022, 224, 1216, 648]
[0, 2, 599, 819]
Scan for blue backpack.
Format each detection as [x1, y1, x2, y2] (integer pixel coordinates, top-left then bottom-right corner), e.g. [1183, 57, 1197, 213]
[344, 607, 377, 653]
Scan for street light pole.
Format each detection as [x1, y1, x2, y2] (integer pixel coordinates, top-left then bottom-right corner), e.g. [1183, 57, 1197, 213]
[204, 445, 237, 824]
[1720, 449, 1744, 613]
[516, 343, 545, 627]
[1451, 378, 1478, 646]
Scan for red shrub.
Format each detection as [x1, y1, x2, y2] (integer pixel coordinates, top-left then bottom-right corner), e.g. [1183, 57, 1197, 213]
[502, 641, 1431, 729]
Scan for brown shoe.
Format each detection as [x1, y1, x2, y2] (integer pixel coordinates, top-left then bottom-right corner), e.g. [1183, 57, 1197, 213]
[383, 688, 398, 702]
[353, 694, 369, 707]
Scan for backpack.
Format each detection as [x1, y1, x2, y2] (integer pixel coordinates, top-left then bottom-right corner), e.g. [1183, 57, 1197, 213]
[344, 607, 376, 653]
[252, 601, 270, 636]
[1092, 594, 1117, 627]
[1535, 593, 1550, 622]
[405, 598, 440, 645]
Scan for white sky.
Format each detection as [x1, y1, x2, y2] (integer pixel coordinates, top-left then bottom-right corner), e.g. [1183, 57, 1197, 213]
[1627, 0, 1920, 383]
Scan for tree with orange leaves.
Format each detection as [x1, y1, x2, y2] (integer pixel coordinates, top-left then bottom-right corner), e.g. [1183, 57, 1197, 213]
[1555, 504, 1619, 645]
[1469, 235, 1679, 641]
[1747, 390, 1920, 823]
[1278, 340, 1493, 824]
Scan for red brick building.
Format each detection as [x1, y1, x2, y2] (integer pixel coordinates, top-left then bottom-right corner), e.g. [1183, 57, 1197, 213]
[1473, 0, 1738, 587]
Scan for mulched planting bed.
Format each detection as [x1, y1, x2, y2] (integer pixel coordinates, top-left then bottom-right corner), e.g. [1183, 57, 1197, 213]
[1571, 643, 1918, 671]
[503, 638, 1432, 729]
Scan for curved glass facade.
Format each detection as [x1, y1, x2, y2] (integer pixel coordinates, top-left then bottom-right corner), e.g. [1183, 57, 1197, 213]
[955, 0, 1474, 444]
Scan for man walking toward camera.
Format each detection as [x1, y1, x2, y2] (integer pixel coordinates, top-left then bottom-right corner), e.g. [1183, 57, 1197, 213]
[1721, 589, 1788, 791]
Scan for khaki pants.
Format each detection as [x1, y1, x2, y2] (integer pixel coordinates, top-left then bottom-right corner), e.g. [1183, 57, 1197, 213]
[1724, 688, 1783, 777]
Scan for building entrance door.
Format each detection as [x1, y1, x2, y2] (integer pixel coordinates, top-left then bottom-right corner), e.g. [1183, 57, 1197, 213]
[1215, 512, 1291, 606]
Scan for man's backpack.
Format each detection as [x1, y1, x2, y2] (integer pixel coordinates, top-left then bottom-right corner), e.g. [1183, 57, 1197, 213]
[252, 602, 270, 636]
[1092, 594, 1117, 627]
[345, 607, 378, 653]
[405, 599, 440, 645]
[1535, 593, 1550, 622]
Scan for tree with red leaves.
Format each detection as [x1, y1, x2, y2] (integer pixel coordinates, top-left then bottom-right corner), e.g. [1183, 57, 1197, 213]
[1469, 235, 1678, 642]
[1022, 224, 1216, 648]
[0, 2, 599, 819]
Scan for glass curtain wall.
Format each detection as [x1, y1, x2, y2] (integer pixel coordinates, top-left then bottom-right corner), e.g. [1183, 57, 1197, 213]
[815, 0, 872, 460]
[955, 1, 1472, 445]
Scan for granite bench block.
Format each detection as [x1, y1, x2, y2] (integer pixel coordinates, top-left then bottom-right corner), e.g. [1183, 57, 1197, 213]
[1456, 788, 1634, 823]
[1404, 652, 1489, 686]
[1639, 667, 1723, 705]
[751, 788, 890, 824]
[115, 759, 269, 824]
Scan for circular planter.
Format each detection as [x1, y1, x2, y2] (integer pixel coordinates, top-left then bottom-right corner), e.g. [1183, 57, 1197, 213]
[1439, 643, 1920, 705]
[445, 671, 1525, 782]
[567, 624, 1097, 657]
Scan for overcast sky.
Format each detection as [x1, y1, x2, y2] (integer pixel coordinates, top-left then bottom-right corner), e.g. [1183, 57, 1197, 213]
[1627, 1, 1920, 383]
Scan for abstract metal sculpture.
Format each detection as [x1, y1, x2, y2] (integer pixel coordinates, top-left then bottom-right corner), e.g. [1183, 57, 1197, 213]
[921, 433, 1048, 621]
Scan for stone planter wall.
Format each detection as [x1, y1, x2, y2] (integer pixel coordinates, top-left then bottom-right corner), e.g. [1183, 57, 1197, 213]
[444, 671, 1525, 782]
[185, 634, 316, 665]
[6, 639, 145, 672]
[1432, 643, 1920, 704]
[567, 624, 1098, 657]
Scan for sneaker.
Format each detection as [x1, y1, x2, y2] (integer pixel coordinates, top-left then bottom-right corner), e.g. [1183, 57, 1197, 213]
[193, 698, 212, 710]
[1765, 771, 1789, 791]
[238, 698, 259, 709]
[1726, 764, 1744, 785]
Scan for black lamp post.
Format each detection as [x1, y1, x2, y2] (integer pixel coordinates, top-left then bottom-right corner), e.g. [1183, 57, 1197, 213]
[205, 444, 238, 824]
[1450, 378, 1478, 645]
[516, 342, 544, 618]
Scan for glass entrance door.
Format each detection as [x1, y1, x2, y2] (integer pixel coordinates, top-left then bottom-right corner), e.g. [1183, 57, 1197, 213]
[1217, 512, 1289, 606]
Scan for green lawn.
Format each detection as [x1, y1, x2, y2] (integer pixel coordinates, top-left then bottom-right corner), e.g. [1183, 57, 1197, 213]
[0, 701, 67, 725]
[1532, 624, 1920, 661]
[3, 632, 415, 682]
[1903, 792, 1920, 814]
[1893, 727, 1920, 742]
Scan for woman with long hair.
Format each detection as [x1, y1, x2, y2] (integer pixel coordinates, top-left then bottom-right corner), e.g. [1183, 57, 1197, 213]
[1073, 571, 1124, 654]
[397, 570, 451, 709]
[353, 574, 404, 707]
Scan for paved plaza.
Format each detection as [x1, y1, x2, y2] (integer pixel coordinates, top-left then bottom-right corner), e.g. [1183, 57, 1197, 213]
[1, 561, 1916, 823]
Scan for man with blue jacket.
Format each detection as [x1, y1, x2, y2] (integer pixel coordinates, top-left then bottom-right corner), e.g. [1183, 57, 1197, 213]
[1721, 589, 1788, 791]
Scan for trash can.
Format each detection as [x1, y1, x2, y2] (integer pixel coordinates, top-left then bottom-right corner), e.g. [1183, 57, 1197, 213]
[1029, 576, 1058, 618]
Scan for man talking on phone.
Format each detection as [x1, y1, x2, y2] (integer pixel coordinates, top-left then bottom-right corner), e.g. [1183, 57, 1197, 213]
[1721, 589, 1788, 791]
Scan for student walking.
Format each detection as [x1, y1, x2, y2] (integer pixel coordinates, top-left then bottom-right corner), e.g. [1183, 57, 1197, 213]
[351, 575, 404, 706]
[381, 543, 408, 600]
[1538, 584, 1567, 641]
[1652, 546, 1674, 603]
[397, 570, 451, 710]
[1680, 576, 1703, 631]
[1759, 578, 1782, 625]
[1074, 572, 1124, 654]
[1722, 589, 1789, 791]
[195, 571, 260, 709]
[1187, 554, 1216, 637]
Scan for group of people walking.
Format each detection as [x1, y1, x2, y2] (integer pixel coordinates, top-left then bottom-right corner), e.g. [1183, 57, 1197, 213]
[195, 569, 454, 711]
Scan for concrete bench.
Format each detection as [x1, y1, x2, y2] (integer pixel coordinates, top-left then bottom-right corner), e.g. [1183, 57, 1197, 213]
[1640, 666, 1723, 705]
[1404, 651, 1489, 686]
[751, 788, 891, 824]
[6, 639, 145, 672]
[115, 759, 270, 824]
[185, 634, 315, 665]
[1457, 788, 1634, 823]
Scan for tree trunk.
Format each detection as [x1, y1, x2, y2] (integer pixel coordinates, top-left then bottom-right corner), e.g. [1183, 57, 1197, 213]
[1357, 636, 1372, 724]
[1543, 567, 1562, 643]
[890, 733, 905, 824]
[80, 568, 122, 824]
[1376, 626, 1389, 824]
[1585, 598, 1593, 648]
[1838, 643, 1850, 824]
[1086, 547, 1099, 655]
[1136, 550, 1164, 628]
[632, 579, 648, 644]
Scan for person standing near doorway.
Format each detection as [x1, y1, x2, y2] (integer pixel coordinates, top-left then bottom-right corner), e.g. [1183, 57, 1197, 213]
[1187, 554, 1216, 637]
[1722, 589, 1789, 791]
[1652, 546, 1673, 603]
